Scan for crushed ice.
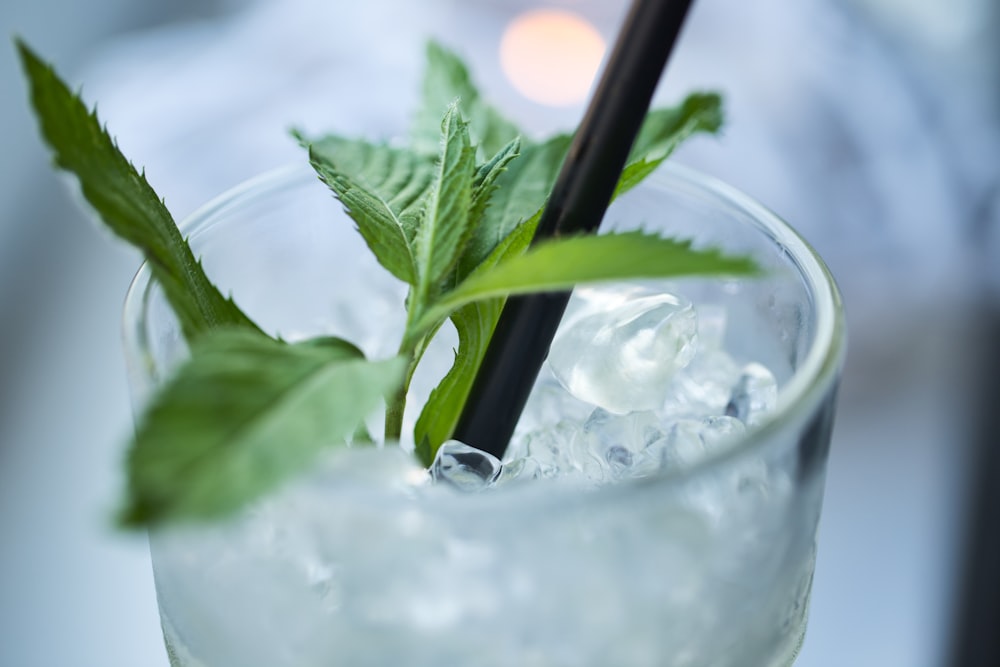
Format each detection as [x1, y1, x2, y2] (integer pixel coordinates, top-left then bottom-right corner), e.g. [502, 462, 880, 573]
[431, 287, 779, 492]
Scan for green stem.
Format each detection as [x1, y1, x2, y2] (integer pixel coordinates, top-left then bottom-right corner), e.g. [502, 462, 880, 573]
[383, 305, 435, 442]
[384, 344, 418, 443]
[383, 384, 408, 442]
[385, 334, 450, 445]
[384, 292, 449, 444]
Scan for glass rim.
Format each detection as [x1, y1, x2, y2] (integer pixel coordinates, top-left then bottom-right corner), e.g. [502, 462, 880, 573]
[647, 163, 846, 490]
[123, 161, 846, 499]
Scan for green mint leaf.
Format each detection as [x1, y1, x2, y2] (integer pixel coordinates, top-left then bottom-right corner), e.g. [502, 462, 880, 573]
[296, 334, 366, 357]
[463, 134, 572, 271]
[16, 39, 261, 342]
[469, 138, 522, 235]
[415, 231, 758, 333]
[301, 134, 434, 285]
[613, 158, 664, 199]
[615, 92, 724, 198]
[412, 101, 477, 305]
[628, 92, 723, 161]
[120, 330, 405, 527]
[414, 41, 522, 159]
[456, 136, 522, 278]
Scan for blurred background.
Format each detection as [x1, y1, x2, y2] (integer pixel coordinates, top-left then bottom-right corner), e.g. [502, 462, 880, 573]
[1, 0, 997, 665]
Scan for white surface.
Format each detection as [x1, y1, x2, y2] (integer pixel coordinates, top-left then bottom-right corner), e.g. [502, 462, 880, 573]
[1, 0, 997, 665]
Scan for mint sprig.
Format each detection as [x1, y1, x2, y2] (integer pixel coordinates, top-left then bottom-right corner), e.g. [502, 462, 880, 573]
[16, 39, 261, 342]
[401, 45, 730, 463]
[19, 37, 755, 526]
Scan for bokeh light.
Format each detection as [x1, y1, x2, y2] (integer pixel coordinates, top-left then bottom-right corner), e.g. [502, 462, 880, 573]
[499, 9, 606, 106]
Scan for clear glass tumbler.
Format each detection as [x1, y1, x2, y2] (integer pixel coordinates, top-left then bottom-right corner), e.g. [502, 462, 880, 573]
[123, 162, 846, 667]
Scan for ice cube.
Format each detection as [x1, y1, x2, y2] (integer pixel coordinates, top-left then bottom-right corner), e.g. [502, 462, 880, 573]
[725, 362, 778, 425]
[514, 369, 594, 436]
[515, 409, 670, 484]
[517, 421, 581, 479]
[494, 456, 543, 486]
[663, 349, 743, 418]
[605, 444, 634, 469]
[578, 409, 667, 480]
[548, 293, 698, 414]
[430, 440, 502, 492]
[655, 415, 747, 470]
[583, 408, 665, 448]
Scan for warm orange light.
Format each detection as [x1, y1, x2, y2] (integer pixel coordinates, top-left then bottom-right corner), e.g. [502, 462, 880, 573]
[500, 9, 606, 107]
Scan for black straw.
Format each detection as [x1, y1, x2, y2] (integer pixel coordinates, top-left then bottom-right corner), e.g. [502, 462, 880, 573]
[453, 0, 695, 459]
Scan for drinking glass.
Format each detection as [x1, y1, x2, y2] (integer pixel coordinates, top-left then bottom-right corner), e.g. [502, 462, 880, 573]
[123, 162, 846, 667]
